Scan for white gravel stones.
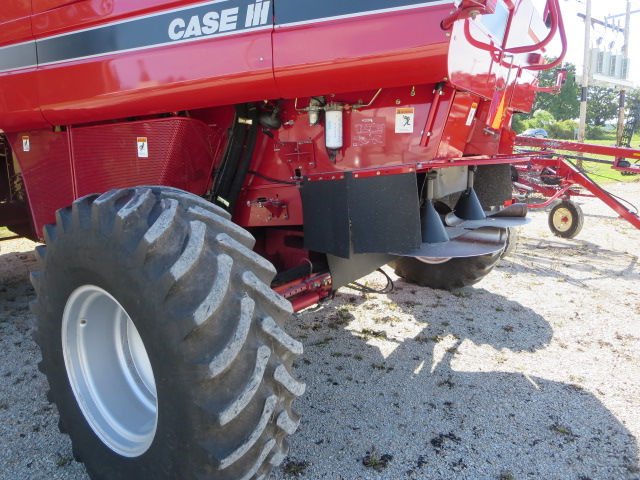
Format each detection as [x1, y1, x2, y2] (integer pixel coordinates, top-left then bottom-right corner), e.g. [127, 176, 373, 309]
[1, 182, 638, 480]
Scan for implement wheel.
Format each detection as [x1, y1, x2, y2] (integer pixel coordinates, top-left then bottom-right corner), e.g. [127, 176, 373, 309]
[390, 251, 502, 290]
[548, 200, 584, 239]
[31, 186, 303, 480]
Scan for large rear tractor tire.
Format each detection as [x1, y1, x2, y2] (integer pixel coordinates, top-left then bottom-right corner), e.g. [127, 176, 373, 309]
[30, 186, 303, 480]
[390, 251, 502, 290]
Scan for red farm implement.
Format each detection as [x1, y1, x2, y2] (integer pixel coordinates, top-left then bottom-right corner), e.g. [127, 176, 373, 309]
[513, 136, 640, 238]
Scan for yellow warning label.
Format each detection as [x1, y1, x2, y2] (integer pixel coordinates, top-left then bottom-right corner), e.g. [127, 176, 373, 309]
[137, 137, 148, 158]
[395, 108, 415, 133]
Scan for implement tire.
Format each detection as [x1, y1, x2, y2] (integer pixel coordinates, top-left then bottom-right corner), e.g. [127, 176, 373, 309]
[390, 251, 502, 290]
[548, 200, 584, 239]
[30, 186, 303, 480]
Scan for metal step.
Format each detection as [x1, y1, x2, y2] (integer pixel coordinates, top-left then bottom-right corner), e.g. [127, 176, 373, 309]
[391, 227, 506, 258]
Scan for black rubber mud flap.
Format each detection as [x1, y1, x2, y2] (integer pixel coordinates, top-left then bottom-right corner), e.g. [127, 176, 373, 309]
[300, 175, 351, 258]
[348, 172, 421, 254]
[300, 172, 420, 258]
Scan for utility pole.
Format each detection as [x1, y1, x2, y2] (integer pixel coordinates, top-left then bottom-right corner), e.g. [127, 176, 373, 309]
[578, 0, 591, 146]
[616, 0, 631, 147]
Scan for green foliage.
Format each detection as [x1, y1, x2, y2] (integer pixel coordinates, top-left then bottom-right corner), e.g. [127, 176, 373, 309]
[520, 61, 632, 131]
[624, 88, 640, 139]
[511, 114, 527, 133]
[586, 125, 608, 140]
[530, 62, 580, 121]
[587, 86, 619, 126]
[513, 109, 555, 134]
[547, 119, 578, 140]
[530, 109, 555, 129]
[512, 65, 640, 141]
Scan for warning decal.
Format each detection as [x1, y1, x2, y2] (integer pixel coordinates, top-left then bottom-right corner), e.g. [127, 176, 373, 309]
[395, 108, 414, 133]
[466, 103, 478, 126]
[137, 137, 149, 158]
[22, 136, 30, 152]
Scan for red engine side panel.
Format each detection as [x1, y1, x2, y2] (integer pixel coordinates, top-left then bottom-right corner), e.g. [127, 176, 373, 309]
[71, 118, 222, 198]
[10, 117, 223, 237]
[233, 84, 465, 229]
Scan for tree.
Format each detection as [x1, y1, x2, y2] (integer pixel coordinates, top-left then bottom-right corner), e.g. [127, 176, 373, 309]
[586, 86, 619, 126]
[530, 109, 556, 129]
[626, 88, 640, 110]
[530, 62, 580, 121]
[621, 88, 640, 142]
[511, 109, 555, 135]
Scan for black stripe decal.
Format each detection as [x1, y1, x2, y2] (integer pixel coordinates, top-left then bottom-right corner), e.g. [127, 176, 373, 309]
[37, 0, 273, 65]
[0, 41, 38, 73]
[273, 0, 450, 26]
[0, 0, 448, 71]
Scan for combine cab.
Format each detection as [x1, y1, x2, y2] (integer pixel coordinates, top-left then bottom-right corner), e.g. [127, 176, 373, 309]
[0, 1, 566, 478]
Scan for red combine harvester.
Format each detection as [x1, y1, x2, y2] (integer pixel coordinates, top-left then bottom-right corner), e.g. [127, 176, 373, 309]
[0, 1, 566, 479]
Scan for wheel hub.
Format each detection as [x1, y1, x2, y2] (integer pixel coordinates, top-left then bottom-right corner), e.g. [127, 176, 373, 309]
[62, 285, 158, 457]
[552, 208, 572, 232]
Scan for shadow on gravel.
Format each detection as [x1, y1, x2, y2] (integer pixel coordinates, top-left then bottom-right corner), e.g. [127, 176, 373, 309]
[2, 243, 638, 480]
[506, 237, 639, 283]
[287, 279, 639, 480]
[0, 249, 73, 478]
[0, 248, 36, 306]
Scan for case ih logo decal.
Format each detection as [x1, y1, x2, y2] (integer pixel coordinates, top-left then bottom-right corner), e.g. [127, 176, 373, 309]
[33, 0, 274, 67]
[168, 1, 271, 41]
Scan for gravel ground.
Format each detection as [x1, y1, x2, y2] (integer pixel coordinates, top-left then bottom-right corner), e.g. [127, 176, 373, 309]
[1, 182, 639, 480]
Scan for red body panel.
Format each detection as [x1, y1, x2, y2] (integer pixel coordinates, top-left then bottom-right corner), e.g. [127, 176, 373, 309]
[272, 6, 451, 98]
[0, 0, 550, 132]
[437, 92, 479, 158]
[6, 130, 74, 235]
[0, 2, 49, 131]
[0, 2, 32, 48]
[31, 1, 276, 126]
[9, 117, 224, 236]
[36, 34, 278, 126]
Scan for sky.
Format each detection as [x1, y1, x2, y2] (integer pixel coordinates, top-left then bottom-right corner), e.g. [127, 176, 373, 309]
[531, 0, 640, 87]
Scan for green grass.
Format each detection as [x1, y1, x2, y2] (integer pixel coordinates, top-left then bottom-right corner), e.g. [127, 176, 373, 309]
[547, 133, 640, 184]
[0, 226, 16, 238]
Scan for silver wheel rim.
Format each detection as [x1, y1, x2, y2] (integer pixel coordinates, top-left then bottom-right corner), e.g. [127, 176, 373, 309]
[552, 208, 572, 232]
[62, 285, 158, 457]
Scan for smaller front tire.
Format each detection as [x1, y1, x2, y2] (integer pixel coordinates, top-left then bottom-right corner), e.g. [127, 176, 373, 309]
[390, 251, 502, 290]
[548, 200, 584, 238]
[500, 227, 518, 259]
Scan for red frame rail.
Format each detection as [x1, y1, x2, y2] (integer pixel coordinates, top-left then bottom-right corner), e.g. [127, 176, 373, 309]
[523, 157, 640, 229]
[514, 136, 640, 230]
[515, 136, 640, 174]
